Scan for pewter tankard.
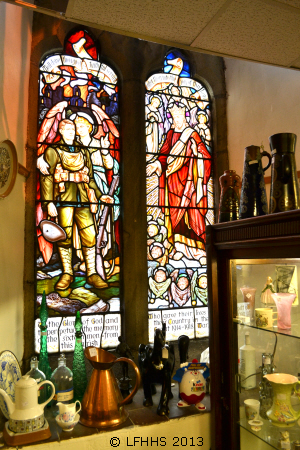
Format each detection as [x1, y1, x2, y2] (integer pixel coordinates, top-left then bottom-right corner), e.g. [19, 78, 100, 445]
[239, 145, 271, 219]
[269, 133, 300, 213]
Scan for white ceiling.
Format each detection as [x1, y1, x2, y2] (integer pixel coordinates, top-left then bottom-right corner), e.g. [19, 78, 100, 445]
[10, 0, 300, 68]
[63, 0, 300, 69]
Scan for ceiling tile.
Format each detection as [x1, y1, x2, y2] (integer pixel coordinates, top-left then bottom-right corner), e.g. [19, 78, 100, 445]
[191, 0, 300, 66]
[289, 57, 300, 68]
[67, 0, 228, 45]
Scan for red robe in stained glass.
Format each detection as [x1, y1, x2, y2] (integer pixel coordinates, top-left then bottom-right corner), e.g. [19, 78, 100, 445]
[157, 128, 211, 247]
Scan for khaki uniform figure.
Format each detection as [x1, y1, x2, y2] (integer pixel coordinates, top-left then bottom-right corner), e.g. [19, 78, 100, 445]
[40, 119, 113, 290]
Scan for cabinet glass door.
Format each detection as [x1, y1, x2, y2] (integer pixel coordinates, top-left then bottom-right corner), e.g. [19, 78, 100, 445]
[231, 258, 300, 450]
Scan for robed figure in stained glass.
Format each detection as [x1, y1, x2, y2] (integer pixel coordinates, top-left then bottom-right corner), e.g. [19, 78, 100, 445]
[146, 50, 214, 336]
[146, 97, 211, 261]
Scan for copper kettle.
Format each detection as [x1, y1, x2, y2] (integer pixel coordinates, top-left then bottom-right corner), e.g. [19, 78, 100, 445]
[80, 347, 141, 428]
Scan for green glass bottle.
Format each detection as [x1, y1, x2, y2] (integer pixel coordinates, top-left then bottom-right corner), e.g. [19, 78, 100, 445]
[38, 291, 52, 397]
[72, 311, 88, 402]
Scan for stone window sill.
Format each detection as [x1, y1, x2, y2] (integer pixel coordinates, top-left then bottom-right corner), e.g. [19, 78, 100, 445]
[0, 385, 210, 449]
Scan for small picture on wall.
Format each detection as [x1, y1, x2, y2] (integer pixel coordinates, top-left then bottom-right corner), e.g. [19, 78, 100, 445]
[274, 265, 298, 306]
[0, 140, 18, 199]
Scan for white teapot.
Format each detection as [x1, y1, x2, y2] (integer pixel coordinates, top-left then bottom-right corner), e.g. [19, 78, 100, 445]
[0, 375, 55, 433]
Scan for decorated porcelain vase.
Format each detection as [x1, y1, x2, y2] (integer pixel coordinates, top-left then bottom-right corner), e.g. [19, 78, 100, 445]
[264, 373, 300, 427]
[174, 359, 209, 411]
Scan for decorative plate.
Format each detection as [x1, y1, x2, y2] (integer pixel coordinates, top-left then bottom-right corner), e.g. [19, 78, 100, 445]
[0, 140, 18, 199]
[0, 350, 22, 419]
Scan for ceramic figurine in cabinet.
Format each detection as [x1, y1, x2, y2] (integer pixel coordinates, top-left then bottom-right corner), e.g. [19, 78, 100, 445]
[278, 431, 290, 449]
[173, 359, 209, 410]
[260, 276, 275, 305]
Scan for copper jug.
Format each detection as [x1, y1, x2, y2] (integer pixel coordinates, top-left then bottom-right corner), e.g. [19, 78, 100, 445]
[80, 347, 141, 428]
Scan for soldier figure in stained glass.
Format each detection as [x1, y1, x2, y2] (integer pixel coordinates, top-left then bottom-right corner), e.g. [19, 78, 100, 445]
[40, 119, 113, 291]
[71, 111, 120, 277]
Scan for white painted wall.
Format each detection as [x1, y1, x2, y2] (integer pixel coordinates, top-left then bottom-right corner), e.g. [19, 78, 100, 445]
[0, 2, 32, 362]
[225, 58, 300, 186]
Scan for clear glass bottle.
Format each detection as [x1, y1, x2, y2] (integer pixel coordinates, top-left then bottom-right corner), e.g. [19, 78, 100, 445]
[258, 353, 274, 419]
[50, 353, 74, 415]
[26, 356, 47, 404]
[239, 332, 256, 389]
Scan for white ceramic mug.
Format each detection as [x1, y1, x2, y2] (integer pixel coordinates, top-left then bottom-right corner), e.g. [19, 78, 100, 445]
[244, 399, 260, 421]
[255, 308, 277, 328]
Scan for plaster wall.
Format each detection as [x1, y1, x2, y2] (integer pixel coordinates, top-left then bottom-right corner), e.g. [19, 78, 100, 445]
[225, 58, 300, 185]
[0, 3, 32, 361]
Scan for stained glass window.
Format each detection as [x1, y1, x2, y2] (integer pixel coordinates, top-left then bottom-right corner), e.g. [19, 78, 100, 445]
[145, 50, 214, 343]
[35, 29, 121, 353]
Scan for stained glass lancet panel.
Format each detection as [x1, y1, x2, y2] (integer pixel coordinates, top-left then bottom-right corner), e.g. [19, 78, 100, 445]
[35, 29, 121, 353]
[145, 50, 214, 343]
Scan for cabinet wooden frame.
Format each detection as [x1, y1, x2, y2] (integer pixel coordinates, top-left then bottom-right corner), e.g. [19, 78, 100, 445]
[206, 210, 300, 450]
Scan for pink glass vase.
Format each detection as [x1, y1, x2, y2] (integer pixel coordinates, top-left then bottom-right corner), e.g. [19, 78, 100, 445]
[271, 293, 296, 330]
[240, 287, 257, 322]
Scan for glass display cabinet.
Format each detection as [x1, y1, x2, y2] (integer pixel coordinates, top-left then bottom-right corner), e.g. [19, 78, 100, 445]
[207, 210, 300, 450]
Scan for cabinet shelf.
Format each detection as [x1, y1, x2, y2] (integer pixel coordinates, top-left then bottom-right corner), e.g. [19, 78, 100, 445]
[233, 319, 300, 340]
[239, 417, 300, 449]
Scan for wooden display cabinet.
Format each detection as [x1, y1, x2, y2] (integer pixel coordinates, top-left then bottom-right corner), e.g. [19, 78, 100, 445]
[207, 210, 300, 450]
